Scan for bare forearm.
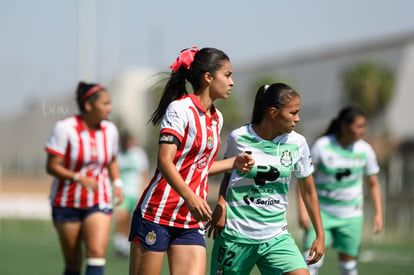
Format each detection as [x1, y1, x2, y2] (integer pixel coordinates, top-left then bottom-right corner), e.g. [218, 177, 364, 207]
[158, 158, 193, 200]
[108, 160, 121, 180]
[209, 158, 234, 176]
[368, 177, 384, 218]
[299, 178, 324, 238]
[302, 192, 324, 236]
[46, 154, 77, 180]
[297, 184, 309, 219]
[209, 153, 255, 176]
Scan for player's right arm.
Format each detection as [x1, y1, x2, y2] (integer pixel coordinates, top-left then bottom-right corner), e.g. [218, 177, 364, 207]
[157, 142, 212, 222]
[46, 153, 98, 191]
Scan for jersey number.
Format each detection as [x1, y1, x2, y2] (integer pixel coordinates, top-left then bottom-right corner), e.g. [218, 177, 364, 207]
[218, 246, 235, 267]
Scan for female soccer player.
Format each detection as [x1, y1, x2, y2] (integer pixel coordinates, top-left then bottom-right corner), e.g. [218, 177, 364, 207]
[45, 82, 123, 275]
[298, 105, 383, 275]
[113, 130, 149, 257]
[208, 83, 325, 275]
[128, 47, 255, 275]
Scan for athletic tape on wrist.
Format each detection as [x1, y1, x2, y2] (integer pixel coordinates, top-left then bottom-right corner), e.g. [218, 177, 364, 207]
[113, 178, 123, 187]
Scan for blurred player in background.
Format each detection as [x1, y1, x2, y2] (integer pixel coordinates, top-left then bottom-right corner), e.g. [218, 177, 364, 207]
[114, 130, 149, 257]
[298, 105, 384, 275]
[45, 81, 123, 275]
[207, 83, 325, 275]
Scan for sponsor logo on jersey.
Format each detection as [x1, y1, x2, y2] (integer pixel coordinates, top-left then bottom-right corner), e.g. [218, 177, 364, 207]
[145, 231, 157, 245]
[243, 195, 280, 206]
[250, 187, 275, 194]
[280, 150, 293, 167]
[165, 110, 180, 126]
[160, 133, 174, 143]
[335, 168, 351, 180]
[195, 154, 209, 169]
[243, 195, 254, 205]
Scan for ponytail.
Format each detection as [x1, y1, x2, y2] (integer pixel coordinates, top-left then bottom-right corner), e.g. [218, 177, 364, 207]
[251, 83, 299, 124]
[324, 105, 366, 136]
[324, 118, 340, 136]
[149, 69, 188, 125]
[251, 85, 268, 124]
[150, 47, 229, 125]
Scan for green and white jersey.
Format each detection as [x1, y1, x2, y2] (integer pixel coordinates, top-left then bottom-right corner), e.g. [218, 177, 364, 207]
[311, 134, 379, 219]
[117, 147, 149, 197]
[221, 124, 313, 243]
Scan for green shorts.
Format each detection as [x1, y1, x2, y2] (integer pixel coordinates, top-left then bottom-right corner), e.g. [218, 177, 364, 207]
[210, 233, 307, 275]
[304, 211, 363, 257]
[117, 195, 138, 214]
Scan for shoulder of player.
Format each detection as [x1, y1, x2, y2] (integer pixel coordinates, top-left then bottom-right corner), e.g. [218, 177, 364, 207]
[54, 115, 78, 129]
[285, 130, 308, 144]
[353, 139, 376, 152]
[229, 124, 249, 138]
[100, 119, 117, 129]
[312, 135, 330, 146]
[165, 97, 193, 115]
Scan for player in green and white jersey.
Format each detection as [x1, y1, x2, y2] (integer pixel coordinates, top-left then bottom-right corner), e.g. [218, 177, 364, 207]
[208, 83, 325, 275]
[114, 131, 149, 257]
[298, 106, 384, 275]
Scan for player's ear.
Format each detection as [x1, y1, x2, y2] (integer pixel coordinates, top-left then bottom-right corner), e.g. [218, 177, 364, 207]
[203, 72, 213, 85]
[84, 100, 93, 112]
[270, 107, 278, 119]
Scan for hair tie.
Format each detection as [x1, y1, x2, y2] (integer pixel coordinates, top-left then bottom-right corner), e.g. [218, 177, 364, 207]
[79, 85, 104, 104]
[263, 84, 270, 93]
[170, 47, 199, 72]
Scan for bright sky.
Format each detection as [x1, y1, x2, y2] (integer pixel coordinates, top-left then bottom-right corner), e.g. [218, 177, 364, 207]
[1, 0, 413, 116]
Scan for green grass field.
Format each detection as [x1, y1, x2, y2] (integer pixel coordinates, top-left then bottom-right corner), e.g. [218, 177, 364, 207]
[0, 219, 413, 275]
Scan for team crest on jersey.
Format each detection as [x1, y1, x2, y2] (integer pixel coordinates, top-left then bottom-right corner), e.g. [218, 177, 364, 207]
[280, 150, 293, 167]
[147, 205, 154, 214]
[146, 231, 157, 245]
[207, 136, 213, 149]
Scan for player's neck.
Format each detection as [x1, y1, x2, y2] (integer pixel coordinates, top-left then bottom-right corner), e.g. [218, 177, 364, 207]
[80, 114, 101, 130]
[252, 123, 283, 141]
[336, 134, 352, 148]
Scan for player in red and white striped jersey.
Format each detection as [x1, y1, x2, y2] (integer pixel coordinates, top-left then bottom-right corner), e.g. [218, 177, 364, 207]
[45, 82, 123, 275]
[129, 47, 254, 275]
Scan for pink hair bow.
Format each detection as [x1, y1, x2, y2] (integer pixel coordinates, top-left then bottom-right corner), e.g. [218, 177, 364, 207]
[170, 47, 199, 72]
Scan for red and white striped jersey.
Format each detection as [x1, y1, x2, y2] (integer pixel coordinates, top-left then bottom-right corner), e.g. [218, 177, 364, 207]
[45, 115, 119, 209]
[138, 94, 223, 228]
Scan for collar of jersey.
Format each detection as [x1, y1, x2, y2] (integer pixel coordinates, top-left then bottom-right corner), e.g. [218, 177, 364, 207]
[189, 94, 218, 119]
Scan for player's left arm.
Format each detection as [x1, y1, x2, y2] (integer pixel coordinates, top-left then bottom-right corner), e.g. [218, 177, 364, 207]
[298, 175, 325, 264]
[109, 159, 124, 206]
[365, 173, 384, 234]
[208, 152, 254, 176]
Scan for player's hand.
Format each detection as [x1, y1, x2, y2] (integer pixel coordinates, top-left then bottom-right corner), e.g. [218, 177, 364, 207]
[233, 152, 255, 174]
[206, 200, 226, 239]
[307, 236, 325, 265]
[113, 186, 124, 206]
[78, 175, 99, 191]
[373, 214, 383, 234]
[186, 194, 212, 222]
